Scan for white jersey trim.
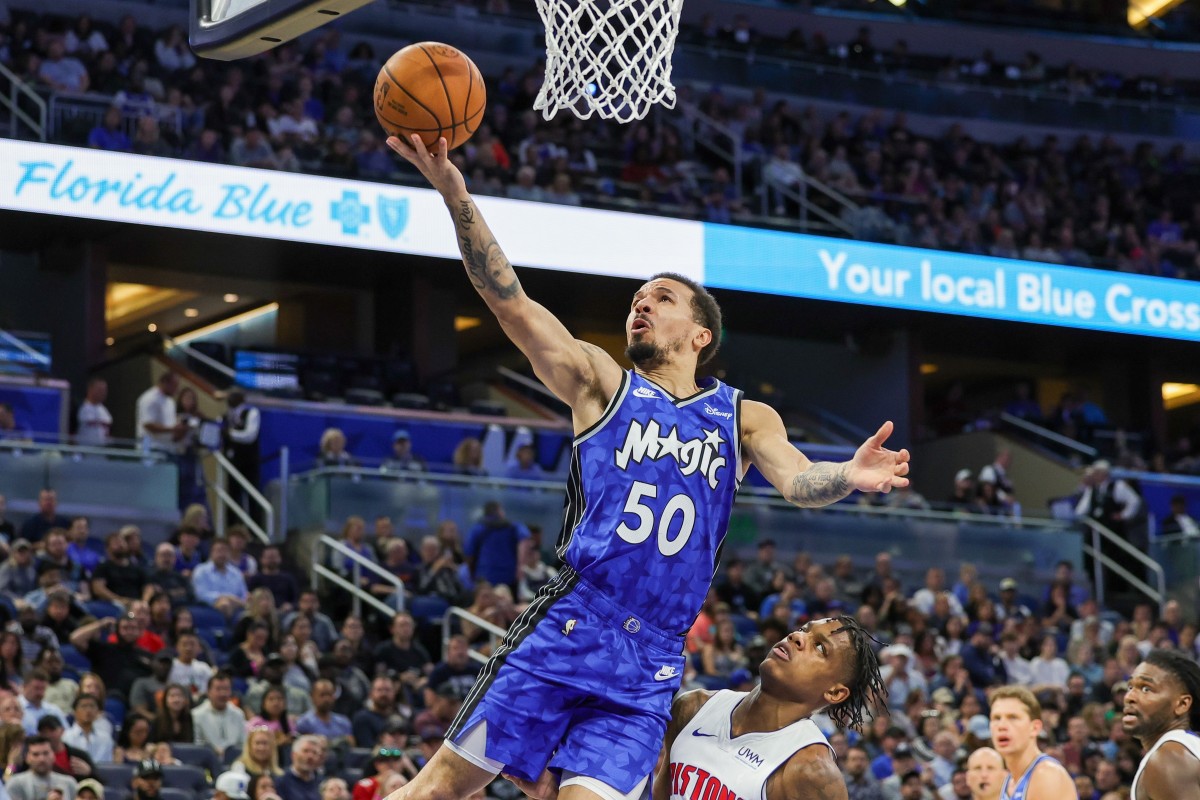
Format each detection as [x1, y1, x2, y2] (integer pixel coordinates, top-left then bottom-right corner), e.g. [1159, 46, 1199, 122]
[1131, 729, 1200, 798]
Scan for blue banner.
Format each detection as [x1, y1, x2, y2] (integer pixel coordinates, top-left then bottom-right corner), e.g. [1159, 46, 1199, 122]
[703, 225, 1200, 341]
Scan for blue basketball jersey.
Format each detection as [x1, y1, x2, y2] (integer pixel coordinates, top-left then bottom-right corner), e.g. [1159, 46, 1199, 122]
[557, 370, 743, 635]
[1000, 754, 1056, 800]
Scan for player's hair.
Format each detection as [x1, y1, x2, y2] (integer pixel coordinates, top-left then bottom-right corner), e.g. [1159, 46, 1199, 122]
[827, 615, 887, 731]
[990, 685, 1042, 721]
[649, 272, 723, 365]
[1144, 649, 1200, 730]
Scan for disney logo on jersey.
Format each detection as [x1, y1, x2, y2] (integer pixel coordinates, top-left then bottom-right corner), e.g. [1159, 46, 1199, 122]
[703, 403, 733, 419]
[614, 419, 727, 490]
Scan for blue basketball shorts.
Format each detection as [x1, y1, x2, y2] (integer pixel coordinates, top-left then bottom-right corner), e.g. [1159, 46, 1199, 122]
[445, 568, 687, 794]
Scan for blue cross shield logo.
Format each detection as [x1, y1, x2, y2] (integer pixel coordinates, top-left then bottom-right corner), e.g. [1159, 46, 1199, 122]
[378, 196, 409, 240]
[331, 191, 369, 235]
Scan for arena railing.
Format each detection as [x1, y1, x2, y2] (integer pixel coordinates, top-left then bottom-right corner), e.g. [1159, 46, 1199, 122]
[312, 533, 406, 620]
[442, 608, 506, 666]
[0, 61, 45, 141]
[47, 91, 185, 146]
[1077, 516, 1165, 613]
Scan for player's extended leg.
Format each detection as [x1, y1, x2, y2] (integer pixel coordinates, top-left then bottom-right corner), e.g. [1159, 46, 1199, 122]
[384, 744, 497, 800]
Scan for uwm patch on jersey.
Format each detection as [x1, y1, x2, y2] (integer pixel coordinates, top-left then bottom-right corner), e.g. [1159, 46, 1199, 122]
[557, 371, 743, 636]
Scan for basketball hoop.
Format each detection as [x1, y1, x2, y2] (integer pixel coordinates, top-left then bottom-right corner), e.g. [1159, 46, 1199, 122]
[533, 0, 684, 123]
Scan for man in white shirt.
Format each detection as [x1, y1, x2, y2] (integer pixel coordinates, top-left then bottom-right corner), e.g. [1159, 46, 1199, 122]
[20, 668, 68, 735]
[168, 633, 214, 699]
[998, 632, 1033, 686]
[63, 693, 113, 764]
[191, 539, 248, 617]
[135, 373, 184, 452]
[1074, 460, 1142, 530]
[76, 379, 112, 447]
[192, 672, 246, 758]
[911, 568, 963, 617]
[222, 391, 260, 514]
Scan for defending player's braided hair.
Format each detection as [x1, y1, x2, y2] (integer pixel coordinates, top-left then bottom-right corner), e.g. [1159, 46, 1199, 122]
[826, 615, 888, 732]
[1144, 648, 1200, 730]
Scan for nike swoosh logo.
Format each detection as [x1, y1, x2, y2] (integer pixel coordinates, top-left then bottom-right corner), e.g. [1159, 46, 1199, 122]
[654, 667, 679, 681]
[692, 730, 717, 737]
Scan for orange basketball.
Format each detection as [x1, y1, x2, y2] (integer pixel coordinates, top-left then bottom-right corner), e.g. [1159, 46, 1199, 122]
[373, 42, 486, 151]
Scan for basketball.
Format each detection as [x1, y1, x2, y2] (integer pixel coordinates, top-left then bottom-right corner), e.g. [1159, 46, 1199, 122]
[373, 42, 486, 151]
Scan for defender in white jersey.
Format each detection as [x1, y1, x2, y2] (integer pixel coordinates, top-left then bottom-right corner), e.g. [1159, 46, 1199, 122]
[1124, 650, 1200, 800]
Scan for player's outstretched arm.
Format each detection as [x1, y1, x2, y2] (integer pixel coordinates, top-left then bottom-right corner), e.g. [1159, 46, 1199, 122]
[768, 745, 848, 800]
[387, 134, 621, 412]
[1128, 743, 1200, 800]
[742, 401, 910, 508]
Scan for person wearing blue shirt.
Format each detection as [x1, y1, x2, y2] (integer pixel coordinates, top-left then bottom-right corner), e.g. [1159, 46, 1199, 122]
[293, 679, 354, 745]
[65, 518, 101, 575]
[464, 501, 530, 595]
[87, 107, 132, 152]
[190, 539, 247, 617]
[502, 444, 545, 481]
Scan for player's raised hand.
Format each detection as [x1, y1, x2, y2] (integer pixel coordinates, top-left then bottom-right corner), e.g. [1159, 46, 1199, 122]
[848, 420, 911, 494]
[386, 134, 467, 199]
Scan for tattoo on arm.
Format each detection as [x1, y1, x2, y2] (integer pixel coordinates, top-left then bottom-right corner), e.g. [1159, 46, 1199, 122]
[788, 461, 852, 508]
[454, 200, 522, 301]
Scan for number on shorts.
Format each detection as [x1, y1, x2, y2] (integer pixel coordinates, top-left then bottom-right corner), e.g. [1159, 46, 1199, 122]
[615, 480, 696, 556]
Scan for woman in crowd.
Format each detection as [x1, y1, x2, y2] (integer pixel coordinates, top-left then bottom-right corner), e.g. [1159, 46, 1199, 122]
[229, 621, 271, 679]
[279, 633, 316, 693]
[235, 726, 283, 778]
[152, 684, 195, 744]
[233, 588, 280, 649]
[171, 609, 218, 665]
[247, 685, 293, 748]
[336, 516, 376, 585]
[435, 520, 465, 564]
[700, 617, 747, 681]
[180, 503, 212, 539]
[78, 673, 115, 738]
[1029, 635, 1070, 686]
[0, 633, 23, 691]
[114, 712, 154, 764]
[0, 723, 23, 775]
[250, 774, 278, 800]
[451, 437, 485, 476]
[318, 428, 355, 467]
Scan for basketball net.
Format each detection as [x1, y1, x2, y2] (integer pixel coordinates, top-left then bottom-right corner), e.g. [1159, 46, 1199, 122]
[533, 0, 684, 123]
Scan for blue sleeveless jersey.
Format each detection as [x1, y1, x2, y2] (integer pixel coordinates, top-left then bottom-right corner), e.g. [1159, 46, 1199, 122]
[557, 370, 743, 636]
[1001, 754, 1056, 800]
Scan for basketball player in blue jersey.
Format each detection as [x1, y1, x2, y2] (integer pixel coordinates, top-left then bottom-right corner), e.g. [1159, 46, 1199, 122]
[1124, 650, 1200, 799]
[384, 134, 910, 800]
[987, 686, 1075, 800]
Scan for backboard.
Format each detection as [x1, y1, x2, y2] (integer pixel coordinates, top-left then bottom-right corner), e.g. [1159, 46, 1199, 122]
[189, 0, 374, 59]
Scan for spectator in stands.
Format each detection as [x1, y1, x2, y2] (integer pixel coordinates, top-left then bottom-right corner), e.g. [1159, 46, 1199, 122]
[0, 495, 14, 544]
[412, 681, 463, 744]
[414, 536, 462, 604]
[73, 379, 112, 448]
[191, 538, 247, 618]
[91, 532, 147, 609]
[68, 614, 151, 702]
[516, 544, 557, 604]
[1004, 383, 1043, 425]
[10, 604, 59, 663]
[231, 127, 278, 170]
[464, 501, 530, 596]
[700, 617, 747, 682]
[351, 676, 406, 748]
[20, 492, 71, 546]
[373, 540, 417, 608]
[235, 727, 281, 778]
[451, 437, 485, 477]
[743, 539, 787, 596]
[227, 527, 257, 578]
[0, 541, 37, 601]
[135, 373, 183, 454]
[37, 39, 88, 94]
[294, 678, 353, 745]
[150, 683, 193, 746]
[1159, 494, 1199, 537]
[192, 672, 245, 758]
[435, 521, 465, 566]
[6, 735, 76, 800]
[844, 744, 883, 800]
[132, 116, 172, 159]
[36, 714, 93, 779]
[327, 638, 371, 716]
[19, 668, 66, 736]
[334, 516, 376, 588]
[153, 25, 194, 72]
[130, 759, 163, 800]
[427, 635, 480, 701]
[248, 547, 298, 613]
[110, 713, 151, 764]
[128, 649, 172, 716]
[282, 591, 337, 652]
[503, 444, 544, 481]
[276, 735, 323, 800]
[64, 519, 99, 575]
[246, 684, 296, 748]
[279, 634, 317, 694]
[168, 633, 213, 699]
[38, 531, 83, 597]
[1030, 636, 1070, 686]
[146, 543, 192, 607]
[230, 620, 271, 681]
[222, 390, 260, 512]
[243, 657, 307, 719]
[318, 428, 355, 467]
[946, 470, 975, 510]
[183, 128, 225, 163]
[39, 594, 83, 665]
[37, 651, 75, 714]
[373, 612, 430, 686]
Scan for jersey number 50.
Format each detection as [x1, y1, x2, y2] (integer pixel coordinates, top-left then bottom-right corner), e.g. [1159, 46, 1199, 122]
[616, 480, 696, 556]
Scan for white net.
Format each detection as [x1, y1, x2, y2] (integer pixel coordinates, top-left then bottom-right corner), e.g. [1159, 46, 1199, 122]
[533, 0, 685, 123]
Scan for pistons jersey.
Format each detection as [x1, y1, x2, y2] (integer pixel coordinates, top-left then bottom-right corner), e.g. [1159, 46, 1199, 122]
[558, 370, 743, 636]
[670, 690, 832, 800]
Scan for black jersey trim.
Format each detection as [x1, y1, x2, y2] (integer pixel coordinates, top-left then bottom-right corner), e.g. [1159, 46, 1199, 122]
[446, 568, 582, 741]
